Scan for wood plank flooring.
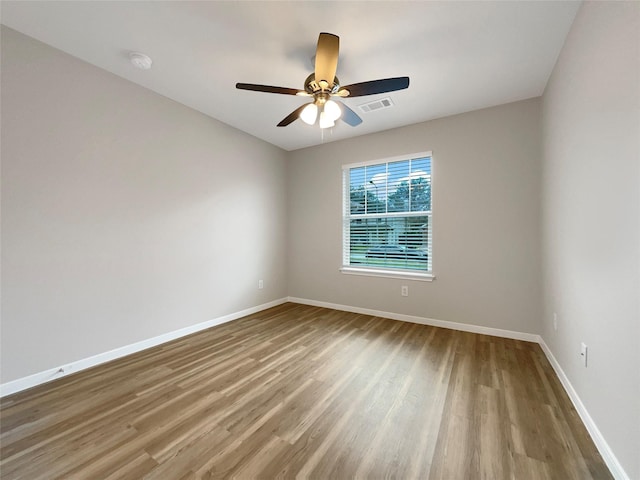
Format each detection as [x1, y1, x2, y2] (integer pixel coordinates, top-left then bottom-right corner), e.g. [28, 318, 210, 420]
[0, 303, 612, 479]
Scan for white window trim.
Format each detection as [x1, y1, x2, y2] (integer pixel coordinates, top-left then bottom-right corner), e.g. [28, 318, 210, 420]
[341, 151, 434, 280]
[344, 151, 432, 169]
[340, 266, 435, 282]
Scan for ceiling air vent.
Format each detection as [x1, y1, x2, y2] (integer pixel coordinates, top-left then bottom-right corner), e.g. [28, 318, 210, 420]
[358, 97, 394, 113]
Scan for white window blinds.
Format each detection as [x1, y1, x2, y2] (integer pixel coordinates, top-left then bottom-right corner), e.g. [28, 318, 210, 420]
[342, 153, 432, 275]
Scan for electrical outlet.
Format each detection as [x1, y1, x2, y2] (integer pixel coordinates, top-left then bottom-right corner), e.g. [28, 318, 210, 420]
[401, 285, 408, 297]
[580, 342, 588, 367]
[553, 312, 558, 331]
[258, 279, 264, 289]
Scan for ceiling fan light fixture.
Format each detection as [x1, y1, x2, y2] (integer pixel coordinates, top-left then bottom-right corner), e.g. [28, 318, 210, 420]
[319, 110, 335, 129]
[300, 103, 318, 125]
[324, 99, 341, 122]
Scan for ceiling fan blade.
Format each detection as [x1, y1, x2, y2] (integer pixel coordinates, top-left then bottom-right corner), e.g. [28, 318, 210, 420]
[314, 33, 339, 90]
[339, 77, 410, 97]
[277, 104, 310, 127]
[236, 83, 304, 95]
[336, 101, 363, 126]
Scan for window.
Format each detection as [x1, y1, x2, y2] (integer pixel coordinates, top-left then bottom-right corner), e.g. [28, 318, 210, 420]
[342, 152, 433, 280]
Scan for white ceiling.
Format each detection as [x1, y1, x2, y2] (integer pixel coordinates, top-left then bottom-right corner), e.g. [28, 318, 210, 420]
[1, 1, 580, 151]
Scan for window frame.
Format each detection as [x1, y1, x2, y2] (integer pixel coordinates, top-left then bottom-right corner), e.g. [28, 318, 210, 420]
[340, 151, 435, 282]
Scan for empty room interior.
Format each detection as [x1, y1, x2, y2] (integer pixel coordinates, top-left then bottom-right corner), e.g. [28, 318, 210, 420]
[1, 1, 638, 479]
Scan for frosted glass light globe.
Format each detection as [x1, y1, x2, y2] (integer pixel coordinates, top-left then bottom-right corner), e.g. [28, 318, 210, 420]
[319, 111, 335, 129]
[300, 104, 318, 125]
[324, 100, 341, 122]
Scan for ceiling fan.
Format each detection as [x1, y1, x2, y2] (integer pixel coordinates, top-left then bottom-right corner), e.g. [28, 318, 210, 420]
[236, 33, 410, 129]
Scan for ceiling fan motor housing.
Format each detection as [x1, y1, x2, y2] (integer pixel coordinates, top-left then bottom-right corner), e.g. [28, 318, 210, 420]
[304, 73, 341, 95]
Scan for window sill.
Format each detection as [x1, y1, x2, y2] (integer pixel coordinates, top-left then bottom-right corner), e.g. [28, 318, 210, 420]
[340, 266, 435, 282]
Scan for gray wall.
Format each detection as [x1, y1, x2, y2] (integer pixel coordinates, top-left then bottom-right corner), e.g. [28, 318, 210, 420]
[541, 2, 640, 478]
[1, 27, 288, 382]
[287, 99, 542, 334]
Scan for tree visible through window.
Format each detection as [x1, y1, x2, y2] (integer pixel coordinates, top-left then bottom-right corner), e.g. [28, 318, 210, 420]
[342, 153, 432, 276]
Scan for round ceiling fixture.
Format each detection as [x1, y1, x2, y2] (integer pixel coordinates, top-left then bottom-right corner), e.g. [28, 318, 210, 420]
[129, 52, 153, 70]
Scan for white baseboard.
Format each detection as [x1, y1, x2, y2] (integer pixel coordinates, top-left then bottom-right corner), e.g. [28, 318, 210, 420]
[287, 296, 541, 343]
[538, 339, 629, 480]
[0, 297, 288, 398]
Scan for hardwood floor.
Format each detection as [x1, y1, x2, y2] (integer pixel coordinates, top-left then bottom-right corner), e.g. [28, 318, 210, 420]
[0, 303, 612, 479]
